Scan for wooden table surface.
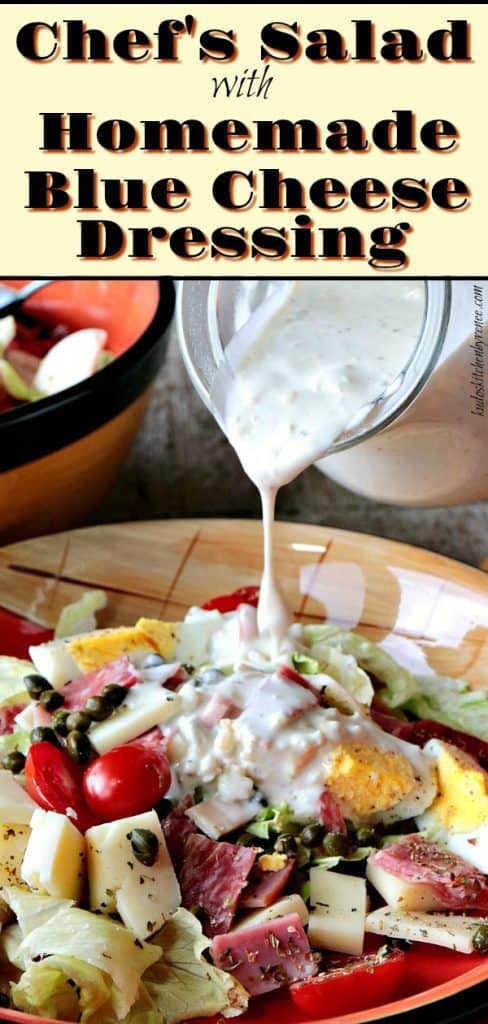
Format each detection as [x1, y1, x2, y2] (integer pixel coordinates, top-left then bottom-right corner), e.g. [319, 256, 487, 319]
[91, 329, 488, 570]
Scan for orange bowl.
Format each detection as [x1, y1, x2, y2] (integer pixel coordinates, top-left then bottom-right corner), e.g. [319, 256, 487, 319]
[0, 279, 174, 542]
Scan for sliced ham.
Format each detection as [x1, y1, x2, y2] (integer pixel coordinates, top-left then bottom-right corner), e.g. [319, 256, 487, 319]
[319, 788, 348, 835]
[162, 797, 196, 871]
[240, 857, 295, 909]
[278, 664, 319, 697]
[238, 603, 258, 644]
[179, 833, 258, 936]
[239, 672, 318, 742]
[0, 704, 28, 734]
[210, 912, 318, 996]
[198, 692, 240, 728]
[370, 835, 488, 912]
[60, 656, 141, 711]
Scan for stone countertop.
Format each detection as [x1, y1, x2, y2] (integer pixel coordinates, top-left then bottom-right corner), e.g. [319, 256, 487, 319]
[91, 331, 487, 570]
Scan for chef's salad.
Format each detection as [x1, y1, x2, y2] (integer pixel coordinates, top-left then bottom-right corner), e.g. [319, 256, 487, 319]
[0, 586, 486, 1023]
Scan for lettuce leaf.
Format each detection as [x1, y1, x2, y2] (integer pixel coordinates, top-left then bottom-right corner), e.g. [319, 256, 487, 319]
[2, 888, 160, 1020]
[0, 730, 30, 760]
[246, 802, 295, 841]
[144, 909, 248, 1023]
[2, 887, 74, 943]
[0, 655, 33, 706]
[303, 625, 418, 708]
[294, 644, 374, 707]
[407, 673, 488, 741]
[311, 846, 374, 870]
[11, 955, 112, 1022]
[90, 984, 161, 1024]
[55, 590, 107, 639]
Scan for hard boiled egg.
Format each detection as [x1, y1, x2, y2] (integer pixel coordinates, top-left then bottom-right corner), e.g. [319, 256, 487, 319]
[416, 739, 488, 873]
[29, 618, 180, 687]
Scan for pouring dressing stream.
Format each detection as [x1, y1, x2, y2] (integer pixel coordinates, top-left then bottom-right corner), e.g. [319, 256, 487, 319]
[209, 280, 425, 652]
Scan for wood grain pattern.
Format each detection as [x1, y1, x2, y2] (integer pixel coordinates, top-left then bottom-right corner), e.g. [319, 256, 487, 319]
[0, 519, 487, 690]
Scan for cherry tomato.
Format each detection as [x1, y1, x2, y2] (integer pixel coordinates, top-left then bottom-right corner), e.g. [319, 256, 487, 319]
[290, 948, 407, 1018]
[0, 605, 52, 660]
[25, 742, 96, 833]
[83, 735, 171, 821]
[202, 586, 259, 613]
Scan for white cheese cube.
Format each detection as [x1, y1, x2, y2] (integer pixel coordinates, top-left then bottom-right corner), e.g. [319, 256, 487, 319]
[86, 810, 180, 941]
[29, 639, 79, 689]
[186, 797, 260, 840]
[89, 687, 180, 755]
[366, 860, 446, 912]
[176, 612, 223, 667]
[366, 907, 486, 954]
[232, 894, 309, 931]
[309, 868, 367, 956]
[21, 810, 85, 901]
[0, 771, 37, 825]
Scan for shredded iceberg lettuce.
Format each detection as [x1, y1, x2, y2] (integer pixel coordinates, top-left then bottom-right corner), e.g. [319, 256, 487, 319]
[406, 673, 488, 741]
[11, 955, 113, 1023]
[311, 847, 374, 870]
[246, 802, 296, 841]
[144, 909, 247, 1023]
[0, 655, 34, 707]
[55, 590, 107, 639]
[293, 645, 374, 706]
[2, 889, 159, 1020]
[303, 624, 418, 708]
[0, 730, 30, 760]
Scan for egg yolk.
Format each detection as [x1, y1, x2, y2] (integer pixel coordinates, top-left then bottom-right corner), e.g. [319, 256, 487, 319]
[328, 743, 416, 818]
[428, 744, 488, 832]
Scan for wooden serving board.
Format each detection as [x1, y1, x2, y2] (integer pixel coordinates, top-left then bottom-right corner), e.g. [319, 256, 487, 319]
[0, 518, 487, 691]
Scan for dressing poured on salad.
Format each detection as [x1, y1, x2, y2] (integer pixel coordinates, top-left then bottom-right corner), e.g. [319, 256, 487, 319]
[0, 588, 486, 1023]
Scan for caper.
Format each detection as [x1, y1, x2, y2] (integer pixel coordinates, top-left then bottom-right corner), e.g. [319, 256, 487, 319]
[66, 710, 92, 733]
[101, 684, 127, 709]
[51, 709, 70, 736]
[39, 689, 64, 712]
[473, 925, 488, 953]
[196, 668, 223, 687]
[129, 828, 159, 867]
[66, 730, 93, 764]
[84, 696, 112, 722]
[24, 674, 51, 699]
[154, 797, 173, 820]
[355, 826, 377, 847]
[30, 726, 60, 747]
[142, 653, 167, 669]
[274, 833, 298, 855]
[2, 751, 26, 774]
[300, 824, 326, 848]
[321, 832, 351, 858]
